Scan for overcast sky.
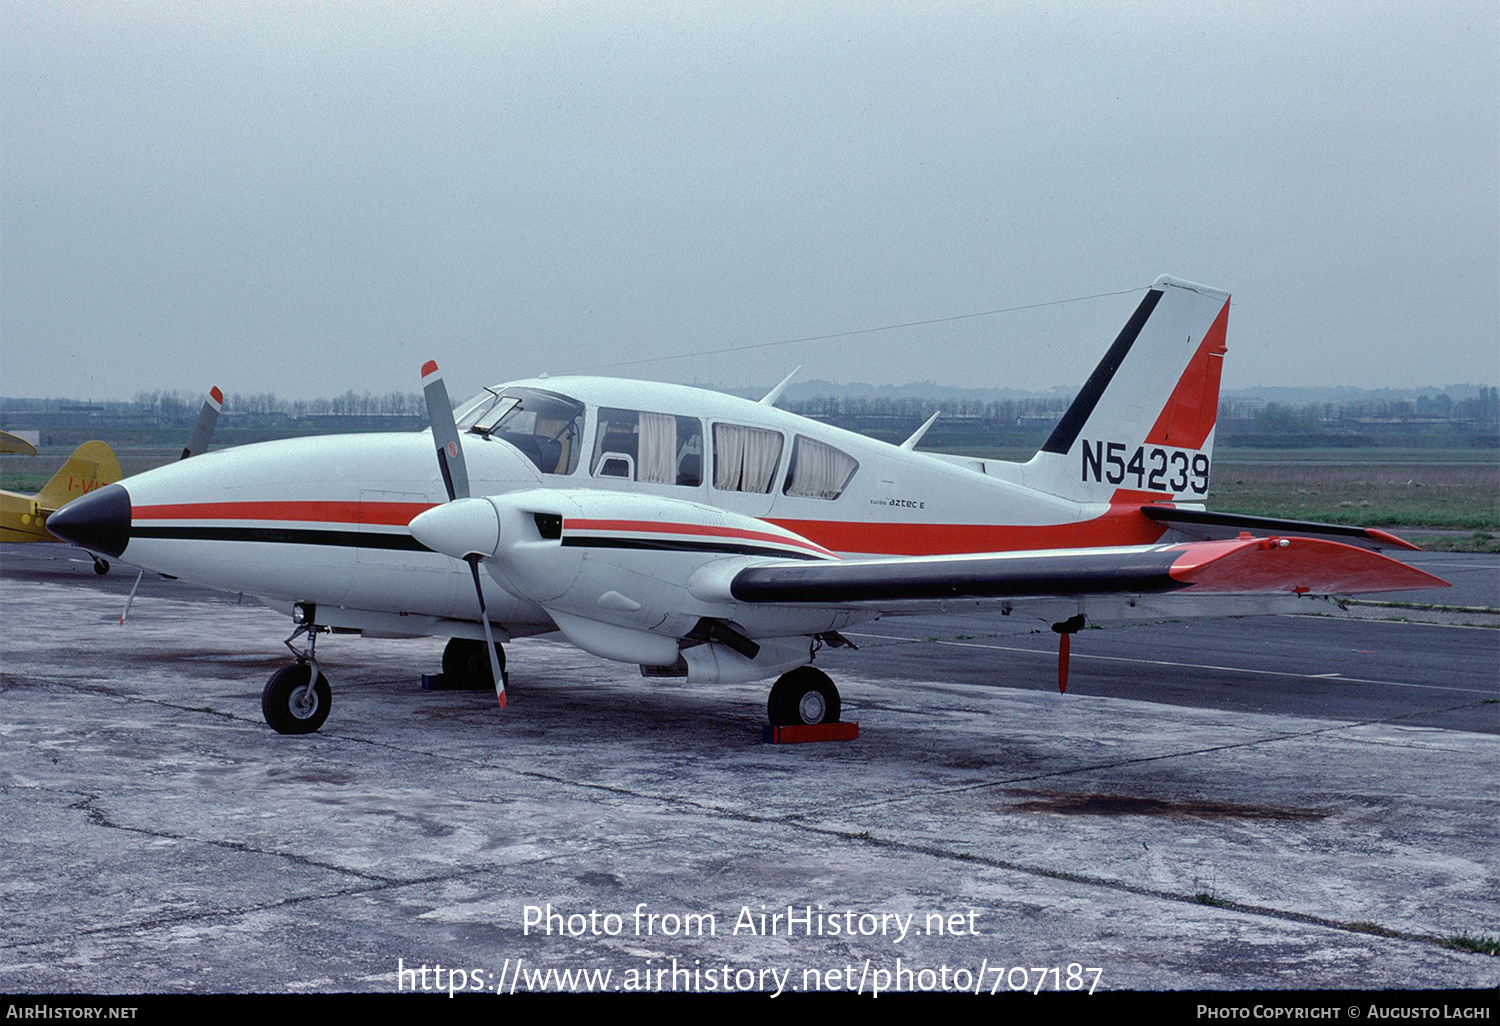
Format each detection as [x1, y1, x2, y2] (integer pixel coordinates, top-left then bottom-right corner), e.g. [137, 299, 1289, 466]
[2, 1, 1496, 401]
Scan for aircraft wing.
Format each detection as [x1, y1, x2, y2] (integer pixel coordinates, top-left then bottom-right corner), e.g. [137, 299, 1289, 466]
[723, 536, 1446, 606]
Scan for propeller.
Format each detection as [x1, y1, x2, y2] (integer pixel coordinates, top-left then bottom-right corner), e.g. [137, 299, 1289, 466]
[121, 386, 222, 625]
[182, 386, 224, 460]
[1051, 613, 1086, 694]
[421, 361, 507, 709]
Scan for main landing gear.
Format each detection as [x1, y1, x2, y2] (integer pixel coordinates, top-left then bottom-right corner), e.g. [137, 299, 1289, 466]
[262, 623, 331, 735]
[767, 666, 841, 726]
[441, 637, 508, 691]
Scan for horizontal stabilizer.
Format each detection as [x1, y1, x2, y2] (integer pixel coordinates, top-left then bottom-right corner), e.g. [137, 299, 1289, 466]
[1141, 506, 1421, 551]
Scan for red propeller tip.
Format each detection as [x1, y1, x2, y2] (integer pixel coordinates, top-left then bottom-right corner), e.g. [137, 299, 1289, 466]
[421, 360, 439, 378]
[209, 386, 223, 404]
[496, 691, 507, 709]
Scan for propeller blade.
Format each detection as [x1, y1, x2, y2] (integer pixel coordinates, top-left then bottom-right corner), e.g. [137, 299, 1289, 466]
[468, 556, 507, 708]
[181, 386, 223, 460]
[1051, 613, 1085, 694]
[119, 570, 144, 626]
[422, 360, 469, 501]
[423, 360, 503, 708]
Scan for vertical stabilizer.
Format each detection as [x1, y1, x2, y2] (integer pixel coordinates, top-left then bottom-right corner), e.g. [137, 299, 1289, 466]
[1021, 275, 1229, 504]
[36, 441, 123, 513]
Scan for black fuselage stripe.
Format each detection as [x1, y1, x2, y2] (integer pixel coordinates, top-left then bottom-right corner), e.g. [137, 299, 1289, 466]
[130, 525, 827, 561]
[1040, 288, 1164, 455]
[562, 535, 826, 560]
[131, 525, 430, 551]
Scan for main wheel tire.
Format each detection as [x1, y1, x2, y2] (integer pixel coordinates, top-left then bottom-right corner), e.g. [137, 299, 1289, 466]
[442, 637, 507, 690]
[93, 558, 109, 575]
[262, 664, 331, 735]
[767, 666, 841, 726]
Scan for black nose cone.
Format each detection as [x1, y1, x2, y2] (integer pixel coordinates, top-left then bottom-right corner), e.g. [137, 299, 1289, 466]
[47, 482, 132, 558]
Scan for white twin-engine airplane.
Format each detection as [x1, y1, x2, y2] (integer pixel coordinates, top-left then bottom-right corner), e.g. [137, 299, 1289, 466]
[47, 276, 1445, 735]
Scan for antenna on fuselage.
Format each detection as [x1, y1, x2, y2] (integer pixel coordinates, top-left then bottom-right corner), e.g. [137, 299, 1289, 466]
[900, 411, 941, 451]
[759, 366, 801, 407]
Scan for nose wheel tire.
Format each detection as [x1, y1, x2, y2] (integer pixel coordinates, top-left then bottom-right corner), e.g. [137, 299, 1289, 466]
[262, 664, 331, 734]
[767, 666, 841, 726]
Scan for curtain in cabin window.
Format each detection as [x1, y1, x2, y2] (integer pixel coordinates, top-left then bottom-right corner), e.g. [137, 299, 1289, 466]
[637, 412, 677, 485]
[713, 423, 783, 493]
[784, 435, 859, 500]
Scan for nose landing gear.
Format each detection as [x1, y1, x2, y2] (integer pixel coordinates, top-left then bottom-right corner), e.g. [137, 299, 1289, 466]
[262, 663, 331, 735]
[262, 623, 331, 735]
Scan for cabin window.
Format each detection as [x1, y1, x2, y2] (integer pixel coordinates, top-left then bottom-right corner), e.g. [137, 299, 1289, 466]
[456, 387, 584, 475]
[783, 435, 859, 500]
[712, 423, 783, 493]
[592, 408, 704, 486]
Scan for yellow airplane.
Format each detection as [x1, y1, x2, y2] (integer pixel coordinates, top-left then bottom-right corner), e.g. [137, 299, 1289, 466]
[2, 439, 124, 570]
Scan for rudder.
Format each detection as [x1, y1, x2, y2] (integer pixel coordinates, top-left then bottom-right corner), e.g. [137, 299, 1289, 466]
[36, 440, 123, 513]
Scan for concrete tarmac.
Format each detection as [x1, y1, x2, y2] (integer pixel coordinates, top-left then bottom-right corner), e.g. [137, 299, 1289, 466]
[1, 544, 1497, 995]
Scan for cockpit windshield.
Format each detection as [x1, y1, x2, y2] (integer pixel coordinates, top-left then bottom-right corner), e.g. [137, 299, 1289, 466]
[453, 386, 585, 475]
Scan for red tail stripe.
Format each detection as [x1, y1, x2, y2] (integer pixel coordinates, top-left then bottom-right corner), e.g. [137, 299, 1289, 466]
[1144, 298, 1230, 449]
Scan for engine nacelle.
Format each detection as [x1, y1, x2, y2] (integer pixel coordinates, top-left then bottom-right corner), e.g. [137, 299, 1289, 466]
[464, 488, 840, 672]
[677, 636, 814, 684]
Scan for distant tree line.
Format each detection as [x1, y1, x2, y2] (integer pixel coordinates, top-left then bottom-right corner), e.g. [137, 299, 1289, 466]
[3, 387, 1496, 449]
[1220, 389, 1499, 446]
[784, 394, 1071, 429]
[139, 389, 430, 419]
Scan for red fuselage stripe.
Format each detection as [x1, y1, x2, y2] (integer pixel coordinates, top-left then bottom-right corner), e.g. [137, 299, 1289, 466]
[132, 500, 434, 526]
[768, 505, 1167, 556]
[566, 518, 835, 557]
[129, 501, 1169, 557]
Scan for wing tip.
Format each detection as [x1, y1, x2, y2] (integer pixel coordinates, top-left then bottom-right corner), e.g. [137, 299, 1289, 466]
[1169, 536, 1449, 594]
[1364, 528, 1423, 551]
